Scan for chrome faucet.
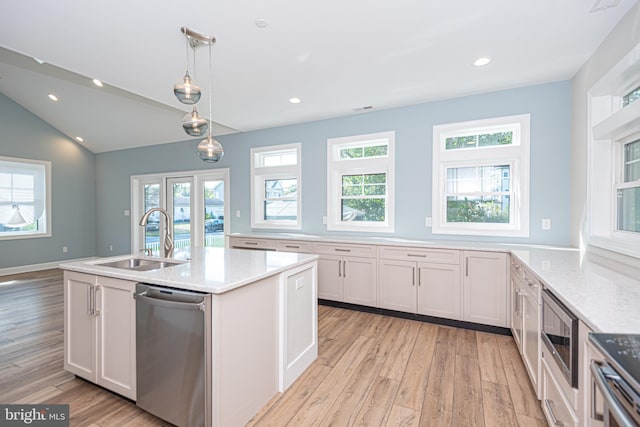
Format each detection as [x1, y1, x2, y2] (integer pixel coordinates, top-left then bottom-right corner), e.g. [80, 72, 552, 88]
[139, 208, 174, 258]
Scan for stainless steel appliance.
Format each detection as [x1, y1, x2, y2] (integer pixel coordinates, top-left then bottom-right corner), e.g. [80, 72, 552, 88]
[590, 334, 640, 427]
[541, 289, 579, 388]
[135, 283, 210, 427]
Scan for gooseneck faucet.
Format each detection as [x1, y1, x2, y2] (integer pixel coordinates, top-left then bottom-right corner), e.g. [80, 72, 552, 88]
[139, 208, 174, 258]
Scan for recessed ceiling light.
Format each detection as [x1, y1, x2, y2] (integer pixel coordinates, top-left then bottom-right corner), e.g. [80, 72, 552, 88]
[75, 136, 84, 142]
[92, 79, 103, 87]
[289, 97, 301, 104]
[48, 94, 58, 102]
[255, 18, 269, 28]
[473, 57, 492, 67]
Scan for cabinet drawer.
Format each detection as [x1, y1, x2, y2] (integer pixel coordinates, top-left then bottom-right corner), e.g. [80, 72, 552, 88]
[542, 358, 579, 427]
[379, 246, 460, 264]
[229, 237, 277, 250]
[276, 240, 313, 253]
[313, 242, 376, 258]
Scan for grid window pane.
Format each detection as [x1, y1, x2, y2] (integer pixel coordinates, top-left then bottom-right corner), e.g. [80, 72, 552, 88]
[446, 195, 511, 223]
[265, 200, 298, 220]
[617, 187, 640, 232]
[342, 173, 386, 196]
[446, 165, 510, 193]
[340, 144, 387, 159]
[623, 86, 640, 107]
[341, 198, 385, 222]
[263, 178, 297, 221]
[624, 140, 640, 183]
[445, 131, 513, 150]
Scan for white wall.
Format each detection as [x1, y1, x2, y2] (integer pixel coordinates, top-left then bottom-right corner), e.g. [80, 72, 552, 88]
[570, 3, 640, 250]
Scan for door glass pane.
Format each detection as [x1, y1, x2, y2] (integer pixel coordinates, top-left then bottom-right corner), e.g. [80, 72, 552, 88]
[617, 187, 640, 232]
[204, 180, 224, 247]
[172, 182, 191, 250]
[143, 183, 160, 252]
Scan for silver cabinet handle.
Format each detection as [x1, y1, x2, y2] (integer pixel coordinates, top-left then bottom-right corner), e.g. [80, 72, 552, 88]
[408, 253, 426, 258]
[285, 245, 300, 249]
[418, 267, 421, 286]
[465, 257, 469, 276]
[245, 241, 259, 245]
[544, 399, 564, 426]
[412, 266, 415, 286]
[343, 260, 346, 278]
[338, 260, 342, 277]
[335, 248, 351, 252]
[92, 286, 100, 316]
[87, 285, 92, 315]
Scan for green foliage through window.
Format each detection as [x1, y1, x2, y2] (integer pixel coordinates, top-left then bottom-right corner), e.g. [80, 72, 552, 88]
[445, 131, 513, 150]
[340, 144, 388, 159]
[446, 196, 510, 223]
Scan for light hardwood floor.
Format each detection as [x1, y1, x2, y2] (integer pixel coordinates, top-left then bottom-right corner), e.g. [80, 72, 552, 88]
[0, 269, 547, 426]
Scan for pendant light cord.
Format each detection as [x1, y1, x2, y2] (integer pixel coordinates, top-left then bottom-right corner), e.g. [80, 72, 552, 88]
[208, 42, 213, 139]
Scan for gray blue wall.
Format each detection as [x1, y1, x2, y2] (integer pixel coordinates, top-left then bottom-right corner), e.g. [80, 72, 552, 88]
[0, 93, 96, 268]
[95, 80, 572, 256]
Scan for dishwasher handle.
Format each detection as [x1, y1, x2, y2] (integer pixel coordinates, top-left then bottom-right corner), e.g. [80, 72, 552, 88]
[134, 290, 206, 312]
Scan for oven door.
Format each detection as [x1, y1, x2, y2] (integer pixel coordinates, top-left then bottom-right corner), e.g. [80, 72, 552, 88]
[591, 361, 640, 427]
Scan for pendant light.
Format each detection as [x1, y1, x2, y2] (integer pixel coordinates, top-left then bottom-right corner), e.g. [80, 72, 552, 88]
[182, 106, 208, 137]
[197, 40, 224, 163]
[174, 35, 201, 105]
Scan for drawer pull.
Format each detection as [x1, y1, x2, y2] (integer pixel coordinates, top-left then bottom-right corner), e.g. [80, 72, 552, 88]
[285, 245, 300, 249]
[544, 399, 563, 426]
[245, 241, 259, 245]
[407, 253, 427, 258]
[334, 248, 351, 252]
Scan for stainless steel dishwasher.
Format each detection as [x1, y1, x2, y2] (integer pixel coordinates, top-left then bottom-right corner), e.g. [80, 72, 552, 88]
[135, 283, 210, 427]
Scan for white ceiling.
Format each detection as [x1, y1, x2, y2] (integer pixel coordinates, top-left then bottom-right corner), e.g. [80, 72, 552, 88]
[0, 0, 636, 153]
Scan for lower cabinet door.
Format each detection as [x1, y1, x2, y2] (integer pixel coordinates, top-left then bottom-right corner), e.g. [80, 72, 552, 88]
[97, 276, 136, 400]
[317, 255, 343, 301]
[522, 291, 540, 398]
[417, 262, 461, 320]
[378, 260, 416, 313]
[462, 251, 508, 327]
[64, 272, 97, 380]
[342, 257, 377, 307]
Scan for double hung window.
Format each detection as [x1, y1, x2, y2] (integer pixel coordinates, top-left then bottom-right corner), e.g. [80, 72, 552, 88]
[327, 131, 395, 233]
[251, 144, 301, 229]
[432, 115, 530, 237]
[0, 157, 51, 239]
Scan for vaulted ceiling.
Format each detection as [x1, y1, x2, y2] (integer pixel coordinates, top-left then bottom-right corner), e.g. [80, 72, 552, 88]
[0, 0, 636, 153]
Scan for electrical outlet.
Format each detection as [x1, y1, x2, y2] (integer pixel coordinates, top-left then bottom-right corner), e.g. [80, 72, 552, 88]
[235, 210, 241, 218]
[542, 218, 552, 230]
[123, 209, 130, 216]
[322, 216, 328, 225]
[109, 245, 114, 252]
[425, 217, 432, 227]
[62, 246, 68, 253]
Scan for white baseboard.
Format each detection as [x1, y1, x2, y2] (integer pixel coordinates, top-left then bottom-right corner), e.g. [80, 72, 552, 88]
[0, 257, 95, 277]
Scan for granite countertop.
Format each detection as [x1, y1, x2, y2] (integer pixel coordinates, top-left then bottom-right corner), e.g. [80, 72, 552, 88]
[59, 247, 318, 294]
[232, 232, 640, 333]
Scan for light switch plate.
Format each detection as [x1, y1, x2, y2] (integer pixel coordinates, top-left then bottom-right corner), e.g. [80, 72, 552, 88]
[425, 217, 432, 227]
[123, 209, 130, 216]
[235, 210, 241, 218]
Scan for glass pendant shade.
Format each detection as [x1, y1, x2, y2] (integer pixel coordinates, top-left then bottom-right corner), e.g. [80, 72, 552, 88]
[197, 136, 224, 163]
[174, 71, 201, 104]
[182, 107, 208, 136]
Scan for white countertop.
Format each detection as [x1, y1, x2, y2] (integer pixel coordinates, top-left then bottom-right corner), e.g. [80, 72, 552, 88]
[59, 247, 318, 294]
[232, 232, 640, 333]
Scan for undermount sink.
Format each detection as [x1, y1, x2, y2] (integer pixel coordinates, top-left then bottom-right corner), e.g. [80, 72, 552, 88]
[96, 258, 184, 272]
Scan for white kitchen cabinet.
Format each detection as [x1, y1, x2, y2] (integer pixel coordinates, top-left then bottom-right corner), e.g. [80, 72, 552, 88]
[314, 242, 377, 306]
[64, 271, 137, 400]
[378, 247, 461, 318]
[578, 321, 605, 427]
[542, 356, 579, 427]
[276, 240, 313, 253]
[229, 236, 277, 250]
[462, 251, 508, 327]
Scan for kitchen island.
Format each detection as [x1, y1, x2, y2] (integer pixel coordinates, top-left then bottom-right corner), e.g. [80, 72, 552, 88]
[59, 247, 319, 427]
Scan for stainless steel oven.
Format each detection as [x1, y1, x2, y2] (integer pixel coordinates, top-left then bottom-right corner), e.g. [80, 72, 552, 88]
[541, 289, 579, 388]
[590, 334, 640, 427]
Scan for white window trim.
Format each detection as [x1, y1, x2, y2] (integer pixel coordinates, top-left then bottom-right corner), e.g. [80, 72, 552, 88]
[586, 41, 640, 259]
[0, 156, 52, 240]
[130, 168, 230, 253]
[326, 131, 395, 233]
[250, 143, 302, 230]
[432, 114, 530, 237]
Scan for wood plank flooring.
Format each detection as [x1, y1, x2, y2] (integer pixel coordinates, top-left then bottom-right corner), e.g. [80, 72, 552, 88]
[0, 269, 546, 427]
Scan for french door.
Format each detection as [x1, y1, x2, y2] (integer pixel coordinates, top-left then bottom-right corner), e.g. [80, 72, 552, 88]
[132, 169, 229, 255]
